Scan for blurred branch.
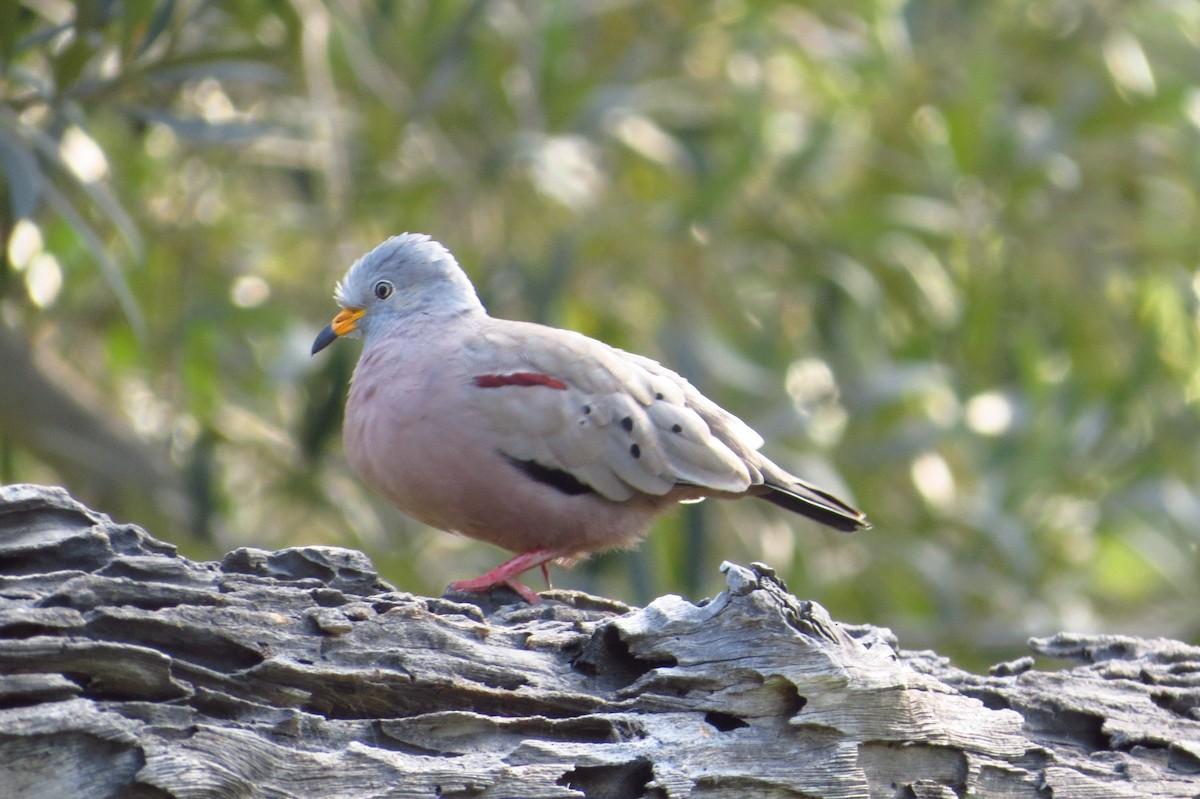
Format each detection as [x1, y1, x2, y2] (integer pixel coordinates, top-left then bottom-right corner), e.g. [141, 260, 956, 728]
[0, 325, 190, 531]
[291, 0, 348, 216]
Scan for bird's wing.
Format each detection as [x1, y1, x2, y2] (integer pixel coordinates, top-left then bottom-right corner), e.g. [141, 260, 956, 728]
[462, 320, 761, 502]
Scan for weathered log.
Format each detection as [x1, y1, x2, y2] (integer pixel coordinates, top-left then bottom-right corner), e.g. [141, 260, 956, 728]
[0, 483, 1197, 798]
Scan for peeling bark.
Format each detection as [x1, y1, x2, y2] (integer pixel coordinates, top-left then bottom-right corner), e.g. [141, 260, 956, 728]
[0, 484, 1197, 798]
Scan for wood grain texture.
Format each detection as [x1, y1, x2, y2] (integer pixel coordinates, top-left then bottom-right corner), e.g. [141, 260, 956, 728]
[0, 484, 1196, 798]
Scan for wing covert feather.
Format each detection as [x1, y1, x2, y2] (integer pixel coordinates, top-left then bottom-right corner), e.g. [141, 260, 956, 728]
[465, 320, 767, 501]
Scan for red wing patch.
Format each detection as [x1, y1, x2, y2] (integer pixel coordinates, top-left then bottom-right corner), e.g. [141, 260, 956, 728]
[473, 372, 568, 390]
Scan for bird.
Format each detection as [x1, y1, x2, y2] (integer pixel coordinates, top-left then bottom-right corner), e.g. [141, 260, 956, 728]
[312, 233, 869, 603]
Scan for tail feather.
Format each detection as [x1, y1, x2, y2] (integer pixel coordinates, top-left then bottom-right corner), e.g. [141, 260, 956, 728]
[757, 481, 870, 533]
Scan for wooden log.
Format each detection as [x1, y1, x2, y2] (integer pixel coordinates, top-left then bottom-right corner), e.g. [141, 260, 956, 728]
[0, 483, 1196, 798]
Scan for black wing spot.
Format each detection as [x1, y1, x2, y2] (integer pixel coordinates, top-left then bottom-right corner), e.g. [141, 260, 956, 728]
[502, 454, 594, 496]
[630, 444, 641, 459]
[620, 416, 634, 432]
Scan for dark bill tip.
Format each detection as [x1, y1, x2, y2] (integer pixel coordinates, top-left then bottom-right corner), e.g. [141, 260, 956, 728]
[311, 324, 339, 355]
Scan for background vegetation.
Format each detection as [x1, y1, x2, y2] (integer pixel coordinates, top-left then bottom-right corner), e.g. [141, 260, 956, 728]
[2, 0, 1197, 665]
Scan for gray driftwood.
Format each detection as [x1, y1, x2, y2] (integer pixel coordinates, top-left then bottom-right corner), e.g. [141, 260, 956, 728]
[0, 484, 1197, 798]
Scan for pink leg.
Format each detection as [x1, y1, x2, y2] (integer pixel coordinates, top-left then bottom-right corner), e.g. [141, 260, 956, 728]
[449, 548, 566, 604]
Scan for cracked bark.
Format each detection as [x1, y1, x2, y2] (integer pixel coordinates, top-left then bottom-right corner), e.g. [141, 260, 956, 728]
[0, 484, 1197, 799]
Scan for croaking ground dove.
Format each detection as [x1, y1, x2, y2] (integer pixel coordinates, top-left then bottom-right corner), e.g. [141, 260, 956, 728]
[312, 234, 869, 603]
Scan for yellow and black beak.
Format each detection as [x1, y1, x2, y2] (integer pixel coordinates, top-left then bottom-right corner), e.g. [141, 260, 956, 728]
[311, 307, 365, 355]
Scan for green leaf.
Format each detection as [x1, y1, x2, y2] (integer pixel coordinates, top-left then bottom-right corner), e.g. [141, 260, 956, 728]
[122, 106, 274, 143]
[0, 125, 43, 219]
[41, 180, 147, 344]
[0, 1, 20, 72]
[122, 0, 174, 59]
[53, 35, 96, 92]
[0, 105, 144, 259]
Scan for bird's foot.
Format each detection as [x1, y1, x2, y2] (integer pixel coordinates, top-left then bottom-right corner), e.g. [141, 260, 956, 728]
[449, 547, 566, 604]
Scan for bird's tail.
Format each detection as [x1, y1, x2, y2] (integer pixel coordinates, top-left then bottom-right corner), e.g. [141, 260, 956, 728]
[756, 478, 870, 532]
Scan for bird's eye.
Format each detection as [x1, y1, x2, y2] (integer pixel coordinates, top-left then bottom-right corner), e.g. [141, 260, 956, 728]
[373, 280, 394, 301]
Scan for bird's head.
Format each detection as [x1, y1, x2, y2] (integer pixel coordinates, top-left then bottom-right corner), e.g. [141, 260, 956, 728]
[312, 233, 484, 354]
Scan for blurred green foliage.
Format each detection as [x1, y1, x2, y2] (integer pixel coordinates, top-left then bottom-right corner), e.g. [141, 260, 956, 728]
[2, 0, 1197, 665]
